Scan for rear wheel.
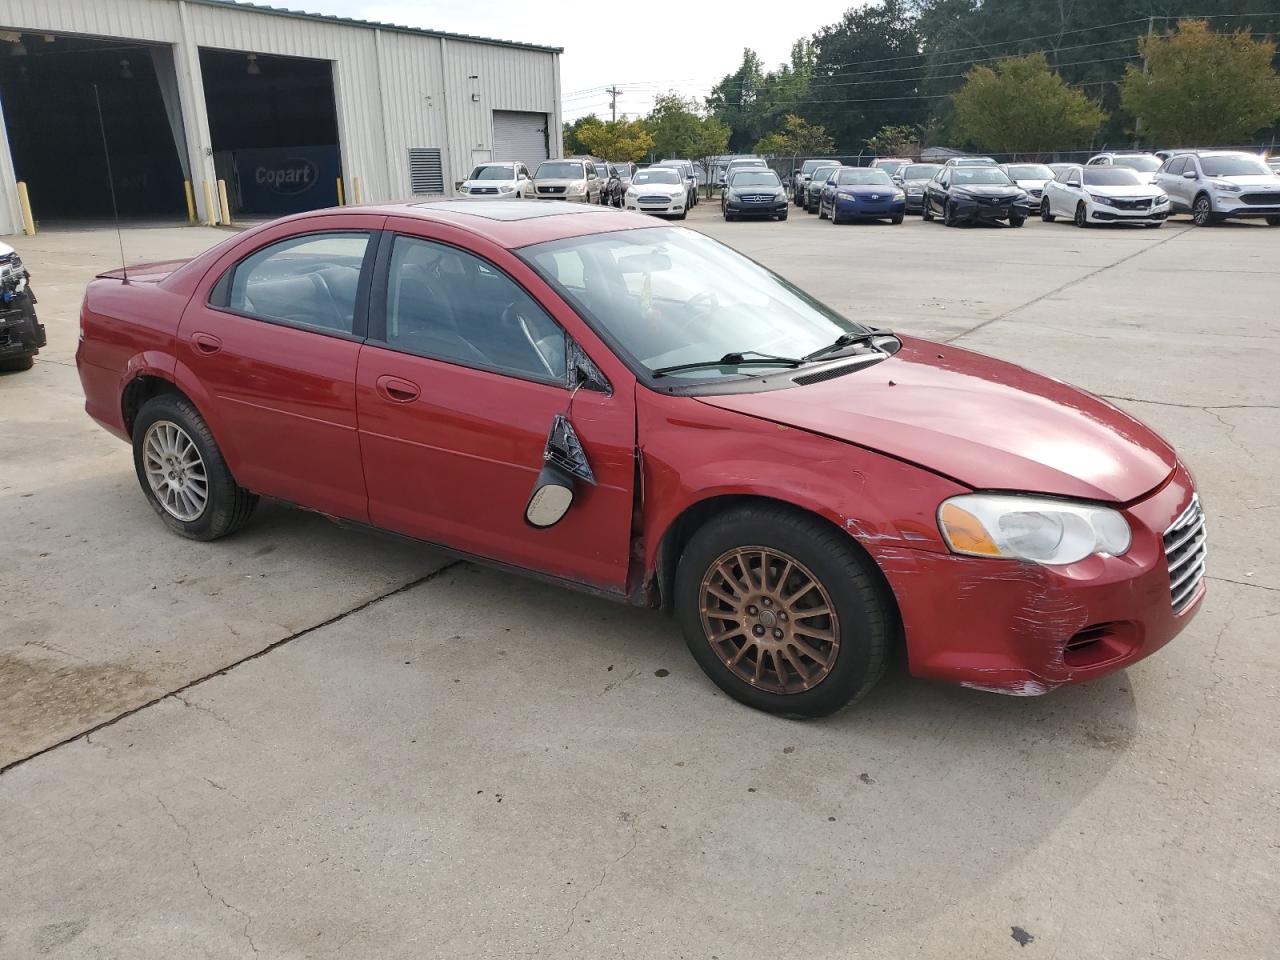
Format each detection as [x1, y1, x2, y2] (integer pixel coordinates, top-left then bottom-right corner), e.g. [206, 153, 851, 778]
[1040, 198, 1055, 222]
[132, 393, 258, 541]
[675, 505, 891, 717]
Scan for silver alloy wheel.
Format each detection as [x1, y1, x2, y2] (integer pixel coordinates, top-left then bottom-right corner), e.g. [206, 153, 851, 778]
[142, 420, 209, 522]
[1193, 196, 1213, 226]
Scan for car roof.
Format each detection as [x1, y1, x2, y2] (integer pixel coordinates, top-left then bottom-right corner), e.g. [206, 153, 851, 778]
[275, 200, 665, 250]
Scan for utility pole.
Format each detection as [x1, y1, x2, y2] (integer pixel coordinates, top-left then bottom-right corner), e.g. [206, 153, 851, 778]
[606, 85, 620, 123]
[1135, 14, 1155, 147]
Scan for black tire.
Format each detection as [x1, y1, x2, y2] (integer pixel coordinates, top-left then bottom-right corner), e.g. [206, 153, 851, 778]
[1268, 215, 1280, 226]
[943, 200, 957, 227]
[818, 201, 829, 220]
[890, 213, 904, 225]
[132, 393, 258, 541]
[777, 212, 788, 221]
[676, 209, 687, 220]
[724, 212, 735, 222]
[921, 200, 934, 222]
[1041, 198, 1055, 222]
[1008, 213, 1026, 228]
[675, 504, 891, 717]
[1074, 202, 1090, 228]
[1191, 194, 1216, 226]
[0, 353, 35, 372]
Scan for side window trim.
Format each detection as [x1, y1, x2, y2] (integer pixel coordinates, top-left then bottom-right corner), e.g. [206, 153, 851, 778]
[368, 231, 592, 391]
[207, 229, 379, 342]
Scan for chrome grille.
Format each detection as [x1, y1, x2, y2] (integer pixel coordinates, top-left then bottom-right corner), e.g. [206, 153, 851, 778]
[469, 187, 498, 195]
[1113, 197, 1151, 210]
[638, 195, 672, 203]
[1240, 192, 1280, 206]
[738, 194, 775, 203]
[1164, 495, 1207, 614]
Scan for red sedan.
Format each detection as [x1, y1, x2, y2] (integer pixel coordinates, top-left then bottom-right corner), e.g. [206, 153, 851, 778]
[76, 201, 1206, 716]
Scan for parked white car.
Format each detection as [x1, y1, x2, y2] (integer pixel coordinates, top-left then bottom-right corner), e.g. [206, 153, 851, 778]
[944, 156, 997, 167]
[1086, 152, 1163, 183]
[1040, 165, 1170, 228]
[998, 163, 1055, 203]
[624, 166, 688, 219]
[458, 161, 531, 198]
[1153, 151, 1280, 226]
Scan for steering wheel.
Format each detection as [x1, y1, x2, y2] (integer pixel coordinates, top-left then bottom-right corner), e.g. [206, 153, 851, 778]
[502, 302, 557, 379]
[685, 290, 719, 324]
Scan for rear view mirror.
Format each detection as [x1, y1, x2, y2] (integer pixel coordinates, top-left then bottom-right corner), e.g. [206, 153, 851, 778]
[616, 252, 672, 273]
[525, 414, 596, 529]
[526, 463, 576, 528]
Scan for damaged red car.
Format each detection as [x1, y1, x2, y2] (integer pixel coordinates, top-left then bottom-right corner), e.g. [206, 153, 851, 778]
[76, 201, 1206, 716]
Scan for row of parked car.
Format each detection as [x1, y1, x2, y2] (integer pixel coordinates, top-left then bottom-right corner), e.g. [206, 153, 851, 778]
[456, 156, 702, 218]
[787, 150, 1280, 228]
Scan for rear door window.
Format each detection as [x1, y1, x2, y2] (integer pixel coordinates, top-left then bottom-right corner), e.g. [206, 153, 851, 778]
[225, 232, 372, 336]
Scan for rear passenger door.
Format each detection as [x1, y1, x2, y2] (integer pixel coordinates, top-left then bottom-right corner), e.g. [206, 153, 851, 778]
[179, 216, 383, 521]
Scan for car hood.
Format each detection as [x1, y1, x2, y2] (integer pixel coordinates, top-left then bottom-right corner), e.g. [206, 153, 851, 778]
[534, 178, 587, 188]
[1013, 178, 1049, 190]
[696, 336, 1175, 503]
[835, 184, 898, 196]
[462, 180, 515, 189]
[633, 183, 683, 195]
[952, 184, 1022, 197]
[1086, 184, 1164, 198]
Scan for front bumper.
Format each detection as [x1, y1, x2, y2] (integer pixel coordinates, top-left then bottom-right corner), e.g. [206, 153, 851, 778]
[1213, 195, 1280, 219]
[0, 288, 44, 359]
[725, 200, 787, 217]
[872, 462, 1204, 694]
[626, 198, 685, 216]
[904, 193, 925, 212]
[833, 196, 905, 218]
[951, 197, 1032, 222]
[1089, 202, 1170, 224]
[529, 192, 589, 202]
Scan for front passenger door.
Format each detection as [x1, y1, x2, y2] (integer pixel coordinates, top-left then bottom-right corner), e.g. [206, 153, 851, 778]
[355, 229, 637, 592]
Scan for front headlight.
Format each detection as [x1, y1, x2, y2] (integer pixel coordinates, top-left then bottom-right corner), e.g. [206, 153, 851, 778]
[1154, 193, 1169, 204]
[567, 183, 586, 195]
[838, 190, 857, 199]
[938, 494, 1132, 565]
[498, 184, 515, 194]
[1212, 180, 1241, 193]
[907, 185, 923, 194]
[1088, 193, 1116, 206]
[894, 189, 905, 200]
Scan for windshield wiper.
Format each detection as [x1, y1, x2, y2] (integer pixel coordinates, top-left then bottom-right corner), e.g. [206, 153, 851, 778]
[651, 351, 804, 378]
[802, 329, 894, 363]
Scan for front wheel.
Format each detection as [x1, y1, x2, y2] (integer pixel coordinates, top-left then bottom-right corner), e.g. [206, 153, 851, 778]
[1008, 213, 1026, 228]
[675, 505, 891, 717]
[1041, 198, 1055, 222]
[0, 353, 35, 372]
[818, 202, 829, 220]
[890, 213, 904, 225]
[1266, 215, 1280, 226]
[1074, 202, 1090, 228]
[132, 393, 258, 541]
[921, 200, 934, 222]
[943, 200, 957, 226]
[1192, 195, 1216, 226]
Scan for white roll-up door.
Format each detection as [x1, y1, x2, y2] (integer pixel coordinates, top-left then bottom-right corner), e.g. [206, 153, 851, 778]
[492, 111, 549, 168]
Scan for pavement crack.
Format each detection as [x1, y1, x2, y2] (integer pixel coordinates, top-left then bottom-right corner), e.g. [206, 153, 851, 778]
[155, 795, 260, 955]
[1205, 575, 1280, 594]
[0, 561, 464, 777]
[945, 226, 1189, 343]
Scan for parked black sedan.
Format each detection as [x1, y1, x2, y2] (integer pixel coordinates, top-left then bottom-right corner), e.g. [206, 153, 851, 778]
[722, 169, 789, 221]
[922, 166, 1033, 227]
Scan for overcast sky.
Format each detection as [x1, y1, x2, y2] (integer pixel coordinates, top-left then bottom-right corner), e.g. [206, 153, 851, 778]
[240, 0, 865, 120]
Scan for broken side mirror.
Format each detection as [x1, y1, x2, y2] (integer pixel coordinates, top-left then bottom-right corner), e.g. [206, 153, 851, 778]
[568, 340, 611, 395]
[525, 414, 596, 529]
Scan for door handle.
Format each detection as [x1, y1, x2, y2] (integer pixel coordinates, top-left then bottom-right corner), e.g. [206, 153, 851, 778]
[191, 332, 222, 355]
[375, 375, 420, 403]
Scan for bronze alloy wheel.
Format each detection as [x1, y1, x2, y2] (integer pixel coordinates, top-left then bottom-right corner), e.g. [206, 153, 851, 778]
[698, 546, 840, 695]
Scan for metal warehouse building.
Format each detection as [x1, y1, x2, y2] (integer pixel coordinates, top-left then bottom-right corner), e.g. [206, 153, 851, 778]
[0, 0, 563, 235]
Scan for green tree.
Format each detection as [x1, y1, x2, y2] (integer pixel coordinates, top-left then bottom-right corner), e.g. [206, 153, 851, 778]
[562, 115, 599, 155]
[645, 93, 727, 160]
[575, 116, 655, 162]
[865, 124, 922, 157]
[1121, 19, 1280, 145]
[752, 114, 835, 156]
[952, 53, 1106, 155]
[706, 49, 769, 153]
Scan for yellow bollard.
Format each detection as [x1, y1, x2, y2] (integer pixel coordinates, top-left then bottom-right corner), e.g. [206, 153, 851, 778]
[336, 177, 345, 206]
[353, 175, 362, 204]
[202, 180, 216, 225]
[217, 179, 231, 226]
[183, 180, 196, 224]
[16, 181, 36, 235]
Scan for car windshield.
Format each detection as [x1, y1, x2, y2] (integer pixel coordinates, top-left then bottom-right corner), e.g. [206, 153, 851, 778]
[874, 160, 906, 175]
[522, 227, 865, 380]
[730, 171, 780, 187]
[536, 161, 586, 179]
[901, 164, 940, 180]
[1111, 155, 1161, 172]
[1083, 168, 1142, 186]
[1006, 164, 1053, 180]
[1201, 155, 1271, 177]
[837, 169, 893, 186]
[633, 168, 682, 185]
[811, 167, 839, 183]
[952, 168, 1011, 185]
[469, 165, 514, 180]
[800, 159, 833, 174]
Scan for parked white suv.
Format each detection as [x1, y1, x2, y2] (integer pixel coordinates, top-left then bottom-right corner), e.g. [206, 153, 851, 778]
[1154, 151, 1280, 226]
[458, 161, 531, 198]
[1086, 152, 1162, 183]
[525, 158, 602, 203]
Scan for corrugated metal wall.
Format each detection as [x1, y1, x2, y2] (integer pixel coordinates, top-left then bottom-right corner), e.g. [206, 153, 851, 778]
[0, 0, 561, 233]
